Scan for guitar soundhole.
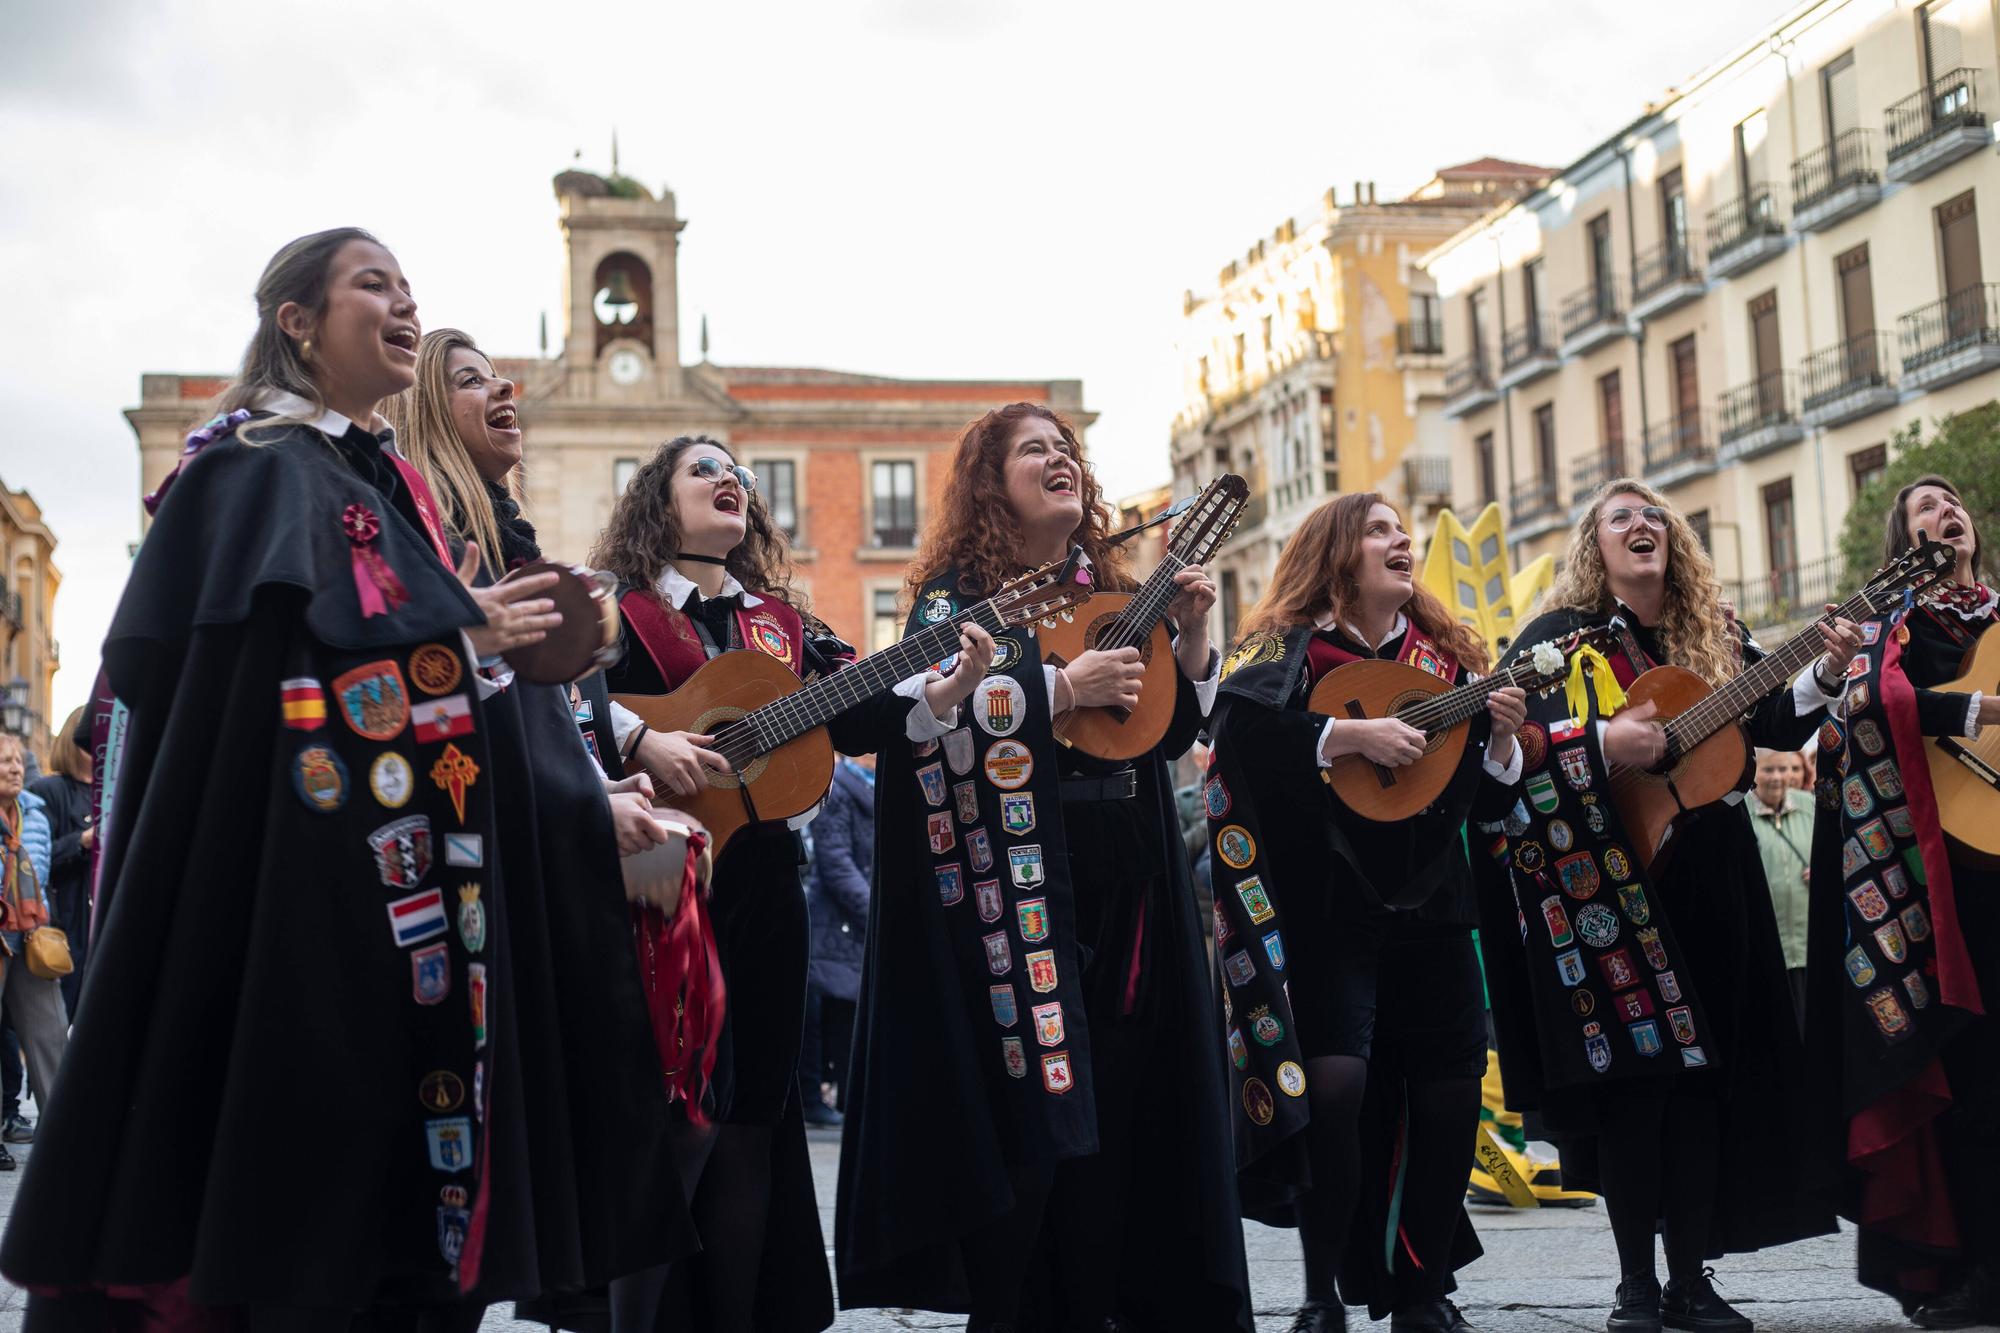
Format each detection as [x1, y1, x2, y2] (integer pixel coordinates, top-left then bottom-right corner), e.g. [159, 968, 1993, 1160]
[1390, 689, 1452, 756]
[691, 706, 772, 789]
[1083, 612, 1153, 724]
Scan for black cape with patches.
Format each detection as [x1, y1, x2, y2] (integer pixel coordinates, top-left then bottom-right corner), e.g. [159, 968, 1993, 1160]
[0, 425, 684, 1319]
[1471, 606, 1835, 1257]
[835, 566, 1252, 1331]
[1205, 624, 1486, 1309]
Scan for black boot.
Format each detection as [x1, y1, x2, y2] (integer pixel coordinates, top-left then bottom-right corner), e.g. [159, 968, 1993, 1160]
[1607, 1273, 1662, 1332]
[1288, 1301, 1347, 1333]
[1661, 1268, 1751, 1331]
[1911, 1267, 1997, 1330]
[1390, 1298, 1475, 1331]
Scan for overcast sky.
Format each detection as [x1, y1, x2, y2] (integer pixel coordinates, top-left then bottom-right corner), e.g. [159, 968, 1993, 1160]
[1, 0, 1780, 721]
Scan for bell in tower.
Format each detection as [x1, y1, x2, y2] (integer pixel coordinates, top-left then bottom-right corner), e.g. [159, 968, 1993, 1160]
[554, 161, 687, 397]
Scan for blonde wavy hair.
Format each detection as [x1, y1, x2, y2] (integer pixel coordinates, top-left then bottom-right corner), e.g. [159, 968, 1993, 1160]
[383, 329, 517, 575]
[1545, 478, 1739, 686]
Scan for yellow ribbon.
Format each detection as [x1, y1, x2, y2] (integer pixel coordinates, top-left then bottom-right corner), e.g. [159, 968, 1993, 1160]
[1564, 645, 1628, 730]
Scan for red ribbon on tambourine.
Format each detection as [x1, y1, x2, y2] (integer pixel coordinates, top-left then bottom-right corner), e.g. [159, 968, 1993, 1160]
[500, 560, 620, 685]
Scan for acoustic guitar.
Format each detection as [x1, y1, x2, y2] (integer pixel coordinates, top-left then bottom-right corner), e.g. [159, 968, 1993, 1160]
[611, 548, 1092, 855]
[1312, 626, 1613, 821]
[1610, 537, 1954, 873]
[1041, 474, 1249, 760]
[1925, 619, 2000, 865]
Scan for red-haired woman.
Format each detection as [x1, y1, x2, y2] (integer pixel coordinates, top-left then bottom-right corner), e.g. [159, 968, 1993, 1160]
[836, 404, 1252, 1332]
[1804, 475, 2000, 1328]
[1205, 493, 1526, 1333]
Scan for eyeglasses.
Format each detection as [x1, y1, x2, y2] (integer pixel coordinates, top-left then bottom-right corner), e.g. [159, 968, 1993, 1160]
[690, 456, 757, 494]
[1603, 505, 1667, 534]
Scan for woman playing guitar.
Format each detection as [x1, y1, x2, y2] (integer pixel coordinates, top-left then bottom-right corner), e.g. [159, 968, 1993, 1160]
[1804, 474, 2000, 1328]
[1206, 493, 1526, 1333]
[835, 403, 1253, 1332]
[1474, 479, 1860, 1333]
[592, 435, 855, 1333]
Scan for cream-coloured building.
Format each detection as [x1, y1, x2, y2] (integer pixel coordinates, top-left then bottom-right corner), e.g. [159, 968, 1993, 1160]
[0, 483, 60, 768]
[1168, 161, 1551, 640]
[1423, 0, 2000, 628]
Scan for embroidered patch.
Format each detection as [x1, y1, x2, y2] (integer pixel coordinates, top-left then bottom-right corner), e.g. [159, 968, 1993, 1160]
[1517, 722, 1547, 772]
[1615, 988, 1655, 1021]
[1680, 1045, 1708, 1068]
[469, 963, 487, 1048]
[1555, 948, 1585, 986]
[333, 662, 410, 740]
[1572, 989, 1596, 1016]
[1904, 972, 1933, 1010]
[387, 888, 449, 948]
[927, 811, 956, 854]
[1585, 1029, 1613, 1073]
[983, 740, 1034, 790]
[293, 744, 348, 813]
[917, 762, 948, 807]
[1224, 949, 1257, 987]
[369, 816, 434, 889]
[369, 751, 413, 809]
[1818, 719, 1844, 753]
[983, 931, 1012, 975]
[944, 728, 975, 775]
[1605, 846, 1634, 882]
[457, 884, 485, 953]
[938, 864, 966, 906]
[408, 644, 463, 696]
[990, 985, 1018, 1027]
[1263, 930, 1286, 970]
[1249, 1003, 1283, 1046]
[1598, 948, 1638, 990]
[1203, 775, 1232, 819]
[1526, 771, 1559, 813]
[1883, 805, 1915, 839]
[1008, 843, 1046, 888]
[920, 590, 957, 625]
[1216, 825, 1256, 870]
[1844, 946, 1877, 987]
[1001, 792, 1036, 835]
[1275, 1060, 1307, 1098]
[1849, 681, 1871, 714]
[1616, 882, 1651, 926]
[1841, 838, 1868, 878]
[1865, 985, 1912, 1041]
[1576, 903, 1620, 948]
[1222, 632, 1285, 679]
[1900, 902, 1932, 942]
[281, 677, 328, 731]
[413, 693, 473, 744]
[1874, 920, 1909, 964]
[990, 636, 1021, 671]
[438, 1206, 469, 1268]
[1557, 745, 1592, 790]
[1236, 876, 1275, 924]
[1857, 818, 1894, 860]
[1016, 897, 1050, 942]
[444, 832, 483, 868]
[425, 1117, 473, 1173]
[1540, 896, 1573, 946]
[954, 781, 979, 825]
[1003, 1036, 1028, 1078]
[749, 617, 794, 666]
[1548, 819, 1574, 853]
[1882, 864, 1911, 899]
[968, 827, 994, 872]
[1848, 881, 1890, 922]
[975, 878, 1003, 922]
[1636, 926, 1669, 971]
[1860, 622, 1882, 645]
[1854, 720, 1887, 758]
[1658, 970, 1682, 1002]
[1556, 852, 1600, 900]
[1042, 1050, 1075, 1094]
[1867, 759, 1903, 799]
[1026, 949, 1058, 993]
[1242, 1077, 1275, 1125]
[411, 941, 451, 1005]
[1629, 1020, 1663, 1056]
[1228, 1028, 1248, 1070]
[1515, 840, 1546, 873]
[1033, 1001, 1065, 1047]
[974, 676, 1026, 738]
[429, 744, 480, 823]
[1580, 794, 1607, 835]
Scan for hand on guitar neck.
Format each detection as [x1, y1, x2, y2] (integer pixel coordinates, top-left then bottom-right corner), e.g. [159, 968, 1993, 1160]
[922, 624, 997, 716]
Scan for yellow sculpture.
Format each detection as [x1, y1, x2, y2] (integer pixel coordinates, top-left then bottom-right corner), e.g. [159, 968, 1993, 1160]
[1420, 502, 1555, 661]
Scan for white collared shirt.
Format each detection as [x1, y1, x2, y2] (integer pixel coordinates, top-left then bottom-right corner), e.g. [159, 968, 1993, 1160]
[609, 563, 764, 752]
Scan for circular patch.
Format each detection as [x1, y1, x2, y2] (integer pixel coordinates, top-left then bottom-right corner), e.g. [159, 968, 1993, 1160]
[1572, 989, 1596, 1017]
[440, 1184, 468, 1208]
[1222, 632, 1285, 680]
[1203, 775, 1232, 819]
[292, 744, 348, 814]
[1603, 846, 1632, 882]
[1242, 1077, 1275, 1126]
[418, 1069, 465, 1113]
[983, 740, 1035, 791]
[1515, 840, 1546, 873]
[1276, 1061, 1307, 1098]
[1548, 819, 1574, 853]
[921, 591, 957, 625]
[370, 751, 414, 809]
[1575, 903, 1621, 949]
[1581, 797, 1607, 835]
[990, 636, 1021, 671]
[973, 675, 1027, 738]
[1216, 825, 1256, 870]
[1517, 722, 1547, 772]
[408, 643, 463, 696]
[1854, 720, 1886, 758]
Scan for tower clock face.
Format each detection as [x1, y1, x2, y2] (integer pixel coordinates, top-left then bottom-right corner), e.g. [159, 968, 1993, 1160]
[607, 350, 646, 386]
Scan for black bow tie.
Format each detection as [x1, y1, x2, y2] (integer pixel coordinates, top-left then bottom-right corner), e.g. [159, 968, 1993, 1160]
[686, 590, 740, 643]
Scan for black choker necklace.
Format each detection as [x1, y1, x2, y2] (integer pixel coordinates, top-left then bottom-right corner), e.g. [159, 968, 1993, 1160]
[676, 552, 729, 567]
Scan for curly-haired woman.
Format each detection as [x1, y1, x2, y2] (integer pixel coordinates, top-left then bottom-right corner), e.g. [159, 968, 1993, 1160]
[834, 404, 1252, 1333]
[1473, 480, 1859, 1332]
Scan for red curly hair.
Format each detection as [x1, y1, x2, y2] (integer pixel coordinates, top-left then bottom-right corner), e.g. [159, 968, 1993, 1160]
[904, 403, 1131, 601]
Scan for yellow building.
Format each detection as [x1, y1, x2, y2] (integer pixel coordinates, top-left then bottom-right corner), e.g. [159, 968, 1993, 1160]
[0, 482, 60, 769]
[1422, 0, 2000, 630]
[1169, 161, 1550, 640]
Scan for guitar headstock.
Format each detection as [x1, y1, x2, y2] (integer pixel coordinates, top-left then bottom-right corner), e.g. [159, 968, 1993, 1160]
[1859, 536, 1955, 616]
[1512, 623, 1619, 697]
[992, 545, 1094, 629]
[1167, 474, 1250, 567]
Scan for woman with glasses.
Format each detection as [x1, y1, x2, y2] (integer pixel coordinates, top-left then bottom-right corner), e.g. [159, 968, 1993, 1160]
[1802, 475, 2000, 1329]
[592, 435, 854, 1333]
[1474, 480, 1858, 1333]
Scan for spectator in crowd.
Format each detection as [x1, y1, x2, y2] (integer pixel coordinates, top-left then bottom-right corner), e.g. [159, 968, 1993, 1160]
[0, 732, 67, 1167]
[1748, 747, 1815, 1027]
[1794, 746, 1816, 789]
[802, 753, 873, 1121]
[29, 707, 94, 1021]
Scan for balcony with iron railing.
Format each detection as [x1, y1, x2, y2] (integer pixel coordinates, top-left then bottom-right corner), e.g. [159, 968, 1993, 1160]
[0, 591, 19, 631]
[1509, 476, 1562, 531]
[1886, 67, 1988, 181]
[1899, 283, 2000, 391]
[1725, 552, 1850, 638]
[1717, 371, 1804, 460]
[1559, 279, 1628, 357]
[1631, 237, 1704, 320]
[1570, 444, 1630, 509]
[1801, 330, 1898, 426]
[1396, 319, 1445, 357]
[1706, 183, 1790, 279]
[1791, 129, 1882, 231]
[1443, 353, 1499, 419]
[1499, 316, 1560, 388]
[1641, 413, 1717, 487]
[1403, 455, 1453, 505]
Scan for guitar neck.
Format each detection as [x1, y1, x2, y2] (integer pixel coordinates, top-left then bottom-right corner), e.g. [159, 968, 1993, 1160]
[1400, 660, 1531, 734]
[1664, 585, 1880, 749]
[1095, 553, 1188, 652]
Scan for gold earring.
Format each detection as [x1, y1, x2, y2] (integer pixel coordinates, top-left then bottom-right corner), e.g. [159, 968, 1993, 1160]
[299, 338, 313, 363]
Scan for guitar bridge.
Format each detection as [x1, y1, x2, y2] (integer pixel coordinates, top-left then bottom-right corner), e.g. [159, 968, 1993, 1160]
[1939, 736, 2000, 791]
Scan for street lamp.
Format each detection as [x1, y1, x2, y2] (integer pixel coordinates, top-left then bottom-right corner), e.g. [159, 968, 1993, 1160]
[0, 679, 26, 736]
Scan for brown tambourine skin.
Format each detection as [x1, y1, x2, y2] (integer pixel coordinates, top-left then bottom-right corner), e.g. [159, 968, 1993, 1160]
[502, 560, 621, 685]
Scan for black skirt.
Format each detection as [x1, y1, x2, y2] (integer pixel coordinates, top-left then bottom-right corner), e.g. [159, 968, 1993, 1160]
[708, 828, 812, 1125]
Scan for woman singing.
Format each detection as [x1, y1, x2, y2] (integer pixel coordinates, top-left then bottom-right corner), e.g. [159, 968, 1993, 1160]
[1204, 493, 1526, 1333]
[1475, 480, 1856, 1333]
[836, 403, 1252, 1332]
[1804, 474, 2000, 1328]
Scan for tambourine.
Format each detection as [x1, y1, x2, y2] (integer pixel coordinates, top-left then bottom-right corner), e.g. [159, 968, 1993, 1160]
[502, 559, 620, 685]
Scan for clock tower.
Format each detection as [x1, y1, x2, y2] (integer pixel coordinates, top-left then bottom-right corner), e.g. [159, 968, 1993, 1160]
[553, 166, 688, 400]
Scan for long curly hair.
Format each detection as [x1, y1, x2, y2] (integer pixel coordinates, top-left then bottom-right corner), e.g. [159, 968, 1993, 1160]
[382, 328, 516, 575]
[1546, 477, 1739, 686]
[904, 403, 1129, 601]
[589, 435, 804, 609]
[1240, 492, 1488, 671]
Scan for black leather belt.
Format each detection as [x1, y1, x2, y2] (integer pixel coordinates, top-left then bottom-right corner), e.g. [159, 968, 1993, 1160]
[1059, 769, 1138, 803]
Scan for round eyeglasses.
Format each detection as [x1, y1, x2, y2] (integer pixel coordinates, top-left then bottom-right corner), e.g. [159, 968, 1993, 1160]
[1603, 505, 1667, 534]
[691, 455, 757, 494]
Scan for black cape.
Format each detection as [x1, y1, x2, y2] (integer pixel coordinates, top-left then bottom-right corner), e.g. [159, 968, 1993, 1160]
[835, 566, 1252, 1330]
[1472, 606, 1836, 1256]
[0, 424, 681, 1317]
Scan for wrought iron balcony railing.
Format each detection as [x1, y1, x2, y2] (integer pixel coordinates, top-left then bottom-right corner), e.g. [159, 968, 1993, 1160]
[1571, 445, 1629, 500]
[1899, 284, 2000, 371]
[1396, 319, 1445, 356]
[1633, 237, 1700, 302]
[1717, 371, 1799, 443]
[1510, 477, 1561, 526]
[1801, 331, 1891, 409]
[1403, 455, 1453, 501]
[1641, 414, 1716, 477]
[1560, 279, 1626, 342]
[1707, 183, 1786, 256]
[1792, 128, 1879, 210]
[1501, 317, 1558, 370]
[1444, 353, 1494, 400]
[1887, 67, 1986, 159]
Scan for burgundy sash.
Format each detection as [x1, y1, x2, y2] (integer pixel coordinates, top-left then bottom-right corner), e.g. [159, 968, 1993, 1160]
[1305, 624, 1459, 690]
[618, 586, 807, 689]
[387, 454, 453, 569]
